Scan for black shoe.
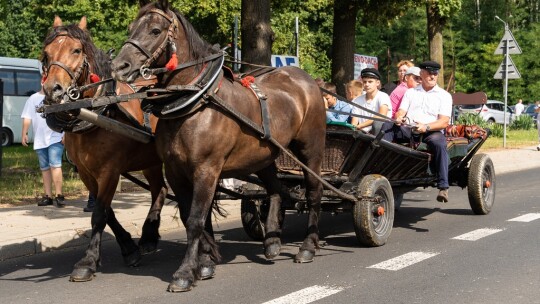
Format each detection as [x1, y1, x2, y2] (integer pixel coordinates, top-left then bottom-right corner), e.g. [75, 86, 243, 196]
[55, 194, 66, 208]
[83, 205, 94, 212]
[37, 196, 53, 206]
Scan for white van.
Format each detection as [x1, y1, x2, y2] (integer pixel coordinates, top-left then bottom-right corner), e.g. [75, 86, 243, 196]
[0, 56, 42, 146]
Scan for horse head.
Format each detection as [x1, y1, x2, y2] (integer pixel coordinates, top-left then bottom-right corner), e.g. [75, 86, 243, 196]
[111, 0, 213, 85]
[41, 16, 108, 105]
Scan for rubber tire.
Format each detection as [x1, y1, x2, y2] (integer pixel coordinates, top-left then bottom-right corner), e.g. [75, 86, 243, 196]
[353, 174, 394, 247]
[1, 128, 13, 147]
[467, 153, 496, 215]
[240, 198, 285, 241]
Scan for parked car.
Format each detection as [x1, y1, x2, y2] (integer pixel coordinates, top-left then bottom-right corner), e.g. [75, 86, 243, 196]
[523, 104, 538, 125]
[458, 100, 514, 124]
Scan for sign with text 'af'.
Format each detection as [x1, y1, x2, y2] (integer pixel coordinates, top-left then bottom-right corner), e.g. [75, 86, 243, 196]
[354, 54, 378, 79]
[271, 55, 299, 67]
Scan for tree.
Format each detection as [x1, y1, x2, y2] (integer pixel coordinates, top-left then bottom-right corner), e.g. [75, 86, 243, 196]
[330, 0, 360, 96]
[240, 0, 274, 71]
[426, 0, 462, 87]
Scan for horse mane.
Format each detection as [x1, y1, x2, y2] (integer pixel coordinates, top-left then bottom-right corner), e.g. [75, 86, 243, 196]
[139, 2, 218, 60]
[42, 24, 112, 78]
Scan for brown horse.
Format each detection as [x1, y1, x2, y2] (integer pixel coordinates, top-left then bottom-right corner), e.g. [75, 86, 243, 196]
[111, 0, 326, 292]
[41, 16, 168, 282]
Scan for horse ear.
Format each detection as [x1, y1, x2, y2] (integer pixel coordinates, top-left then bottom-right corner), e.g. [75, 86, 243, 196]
[159, 0, 170, 10]
[139, 0, 151, 7]
[53, 15, 62, 27]
[78, 16, 87, 30]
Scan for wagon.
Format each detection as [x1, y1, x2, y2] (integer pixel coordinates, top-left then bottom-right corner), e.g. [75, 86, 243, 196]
[225, 92, 495, 247]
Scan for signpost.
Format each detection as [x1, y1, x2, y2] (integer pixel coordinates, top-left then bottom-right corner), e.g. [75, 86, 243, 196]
[493, 16, 521, 148]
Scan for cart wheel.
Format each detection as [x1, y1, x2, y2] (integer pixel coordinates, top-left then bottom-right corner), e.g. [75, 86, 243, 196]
[467, 154, 496, 215]
[353, 175, 394, 247]
[393, 192, 404, 210]
[241, 198, 285, 241]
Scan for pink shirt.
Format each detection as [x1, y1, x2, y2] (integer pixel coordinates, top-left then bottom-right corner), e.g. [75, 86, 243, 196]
[389, 82, 408, 119]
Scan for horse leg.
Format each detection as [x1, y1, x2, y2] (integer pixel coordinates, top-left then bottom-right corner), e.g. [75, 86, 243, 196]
[139, 165, 168, 255]
[256, 164, 284, 259]
[294, 150, 323, 263]
[106, 206, 142, 266]
[168, 168, 221, 292]
[175, 186, 217, 281]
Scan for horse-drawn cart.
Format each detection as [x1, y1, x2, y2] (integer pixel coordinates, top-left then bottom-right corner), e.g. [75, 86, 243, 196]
[232, 116, 495, 248]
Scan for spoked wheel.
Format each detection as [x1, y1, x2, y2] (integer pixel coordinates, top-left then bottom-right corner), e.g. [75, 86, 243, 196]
[353, 174, 394, 247]
[467, 154, 496, 215]
[241, 197, 285, 241]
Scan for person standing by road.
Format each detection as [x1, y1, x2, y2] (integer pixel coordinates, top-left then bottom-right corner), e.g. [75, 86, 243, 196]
[21, 85, 66, 208]
[380, 61, 452, 202]
[515, 99, 525, 116]
[535, 101, 540, 151]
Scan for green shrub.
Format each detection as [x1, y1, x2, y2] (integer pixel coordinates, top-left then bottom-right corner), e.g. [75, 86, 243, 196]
[456, 113, 487, 128]
[488, 123, 504, 137]
[510, 114, 534, 130]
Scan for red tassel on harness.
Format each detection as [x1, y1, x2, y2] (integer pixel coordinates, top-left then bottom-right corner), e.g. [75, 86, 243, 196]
[166, 53, 178, 71]
[241, 76, 255, 87]
[90, 73, 100, 83]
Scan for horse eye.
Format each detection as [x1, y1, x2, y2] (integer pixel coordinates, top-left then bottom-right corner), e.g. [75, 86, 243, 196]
[151, 28, 162, 35]
[73, 49, 82, 55]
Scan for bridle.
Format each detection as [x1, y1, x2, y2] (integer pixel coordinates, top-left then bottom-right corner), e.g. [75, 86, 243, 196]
[123, 8, 180, 80]
[44, 33, 90, 100]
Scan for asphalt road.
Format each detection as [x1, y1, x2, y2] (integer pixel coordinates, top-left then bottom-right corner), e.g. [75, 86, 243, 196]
[1, 169, 539, 304]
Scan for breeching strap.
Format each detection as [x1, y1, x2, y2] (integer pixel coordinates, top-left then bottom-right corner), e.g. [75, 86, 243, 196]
[205, 91, 357, 202]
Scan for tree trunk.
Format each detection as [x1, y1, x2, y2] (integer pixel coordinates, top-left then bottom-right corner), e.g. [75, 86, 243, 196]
[240, 0, 274, 72]
[331, 0, 360, 97]
[427, 1, 446, 87]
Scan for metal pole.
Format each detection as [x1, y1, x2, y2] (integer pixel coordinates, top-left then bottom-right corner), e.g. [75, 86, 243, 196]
[233, 16, 239, 72]
[495, 16, 508, 148]
[295, 17, 299, 59]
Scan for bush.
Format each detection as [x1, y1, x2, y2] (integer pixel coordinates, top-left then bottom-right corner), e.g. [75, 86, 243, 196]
[488, 123, 504, 137]
[510, 114, 534, 130]
[456, 113, 488, 128]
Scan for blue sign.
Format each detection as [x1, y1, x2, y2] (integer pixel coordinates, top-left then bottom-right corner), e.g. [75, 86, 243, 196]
[271, 55, 299, 67]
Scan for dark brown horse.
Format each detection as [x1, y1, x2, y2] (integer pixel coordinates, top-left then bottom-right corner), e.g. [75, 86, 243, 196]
[111, 0, 326, 292]
[41, 16, 168, 282]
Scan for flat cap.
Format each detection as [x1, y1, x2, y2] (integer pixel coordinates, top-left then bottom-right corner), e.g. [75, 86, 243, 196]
[405, 66, 421, 77]
[360, 68, 381, 80]
[419, 61, 441, 73]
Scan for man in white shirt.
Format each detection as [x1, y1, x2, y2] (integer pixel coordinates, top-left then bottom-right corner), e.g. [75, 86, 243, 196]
[350, 68, 391, 133]
[381, 61, 453, 202]
[515, 99, 524, 116]
[21, 87, 66, 207]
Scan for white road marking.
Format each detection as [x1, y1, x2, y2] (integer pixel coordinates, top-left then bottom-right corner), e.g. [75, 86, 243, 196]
[452, 228, 504, 241]
[508, 213, 540, 222]
[367, 251, 439, 271]
[261, 285, 344, 304]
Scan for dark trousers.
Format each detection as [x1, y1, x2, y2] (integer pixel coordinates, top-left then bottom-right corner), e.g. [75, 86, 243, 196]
[381, 122, 449, 189]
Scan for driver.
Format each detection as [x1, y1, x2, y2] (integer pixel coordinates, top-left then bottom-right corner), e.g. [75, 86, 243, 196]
[380, 60, 452, 202]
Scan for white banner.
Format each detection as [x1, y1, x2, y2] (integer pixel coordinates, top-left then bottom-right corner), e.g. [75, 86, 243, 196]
[354, 54, 378, 79]
[271, 55, 299, 67]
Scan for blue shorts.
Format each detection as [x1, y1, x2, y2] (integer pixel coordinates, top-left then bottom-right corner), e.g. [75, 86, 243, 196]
[36, 142, 64, 171]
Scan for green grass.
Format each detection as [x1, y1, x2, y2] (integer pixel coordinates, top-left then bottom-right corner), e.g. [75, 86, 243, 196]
[481, 128, 538, 150]
[0, 145, 86, 206]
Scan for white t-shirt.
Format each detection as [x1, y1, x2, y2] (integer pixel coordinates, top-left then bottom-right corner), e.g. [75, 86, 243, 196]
[351, 91, 392, 132]
[515, 103, 524, 116]
[399, 85, 452, 125]
[21, 92, 64, 150]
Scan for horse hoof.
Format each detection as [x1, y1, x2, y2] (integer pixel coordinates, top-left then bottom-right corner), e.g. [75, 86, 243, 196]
[264, 243, 281, 260]
[294, 250, 315, 263]
[167, 279, 194, 292]
[123, 250, 142, 267]
[200, 265, 216, 280]
[139, 242, 158, 256]
[69, 268, 95, 282]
